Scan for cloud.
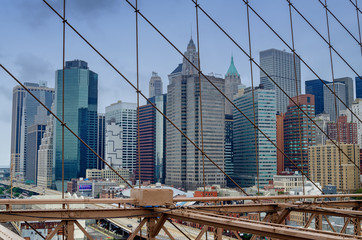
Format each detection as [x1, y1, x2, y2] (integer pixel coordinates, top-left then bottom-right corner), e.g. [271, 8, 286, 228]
[14, 53, 53, 83]
[67, 0, 119, 17]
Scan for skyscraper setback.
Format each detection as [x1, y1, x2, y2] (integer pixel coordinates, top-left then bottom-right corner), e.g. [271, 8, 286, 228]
[165, 39, 225, 190]
[54, 60, 98, 184]
[260, 48, 301, 114]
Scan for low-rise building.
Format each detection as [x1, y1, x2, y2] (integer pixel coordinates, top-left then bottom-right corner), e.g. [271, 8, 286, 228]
[86, 168, 130, 183]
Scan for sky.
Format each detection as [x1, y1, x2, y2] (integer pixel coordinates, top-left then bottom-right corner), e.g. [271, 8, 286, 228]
[0, 0, 361, 166]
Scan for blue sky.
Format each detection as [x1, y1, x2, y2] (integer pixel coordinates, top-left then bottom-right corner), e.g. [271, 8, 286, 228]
[0, 0, 361, 166]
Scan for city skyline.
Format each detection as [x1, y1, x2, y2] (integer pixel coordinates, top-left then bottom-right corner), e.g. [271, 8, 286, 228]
[1, 0, 361, 167]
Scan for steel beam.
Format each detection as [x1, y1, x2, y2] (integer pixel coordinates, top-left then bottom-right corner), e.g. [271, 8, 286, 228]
[0, 208, 153, 222]
[127, 218, 147, 240]
[74, 220, 94, 240]
[162, 209, 361, 240]
[46, 221, 65, 240]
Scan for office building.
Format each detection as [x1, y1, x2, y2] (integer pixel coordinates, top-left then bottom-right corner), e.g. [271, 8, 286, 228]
[10, 82, 54, 180]
[225, 56, 241, 115]
[284, 94, 316, 173]
[335, 77, 353, 108]
[309, 141, 360, 192]
[323, 82, 346, 122]
[37, 113, 54, 189]
[149, 72, 163, 98]
[166, 38, 225, 190]
[356, 76, 362, 99]
[224, 114, 234, 187]
[314, 114, 330, 145]
[97, 114, 106, 169]
[305, 79, 330, 115]
[54, 60, 98, 184]
[260, 48, 301, 114]
[233, 85, 277, 188]
[327, 115, 357, 144]
[349, 99, 362, 147]
[136, 94, 166, 184]
[105, 101, 137, 171]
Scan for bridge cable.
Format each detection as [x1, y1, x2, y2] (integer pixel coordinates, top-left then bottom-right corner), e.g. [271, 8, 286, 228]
[288, 0, 305, 195]
[135, 0, 141, 189]
[245, 1, 260, 194]
[61, 0, 66, 202]
[356, 0, 362, 56]
[195, 0, 206, 196]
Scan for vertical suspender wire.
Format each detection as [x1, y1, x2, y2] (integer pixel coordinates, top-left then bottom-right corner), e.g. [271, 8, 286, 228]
[356, 0, 362, 56]
[288, 1, 305, 196]
[61, 0, 66, 201]
[195, 0, 206, 197]
[246, 1, 259, 195]
[324, 0, 343, 193]
[135, 0, 141, 189]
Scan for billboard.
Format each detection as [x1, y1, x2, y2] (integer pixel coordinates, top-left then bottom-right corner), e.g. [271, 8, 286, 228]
[79, 184, 92, 191]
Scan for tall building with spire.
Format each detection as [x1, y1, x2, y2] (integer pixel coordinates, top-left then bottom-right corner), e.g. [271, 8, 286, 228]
[149, 72, 163, 98]
[166, 38, 225, 190]
[225, 56, 241, 115]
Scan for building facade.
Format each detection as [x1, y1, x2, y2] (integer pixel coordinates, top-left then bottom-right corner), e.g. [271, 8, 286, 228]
[356, 76, 362, 99]
[149, 72, 163, 98]
[166, 39, 225, 190]
[233, 86, 277, 188]
[314, 114, 330, 145]
[260, 48, 301, 114]
[323, 82, 346, 122]
[97, 114, 106, 169]
[327, 115, 357, 144]
[105, 101, 137, 171]
[10, 82, 54, 180]
[54, 60, 98, 184]
[284, 94, 316, 173]
[276, 113, 285, 174]
[305, 79, 330, 115]
[335, 77, 354, 108]
[224, 56, 241, 115]
[309, 141, 360, 192]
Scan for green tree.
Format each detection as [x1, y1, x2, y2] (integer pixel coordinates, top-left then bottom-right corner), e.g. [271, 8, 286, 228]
[352, 188, 362, 199]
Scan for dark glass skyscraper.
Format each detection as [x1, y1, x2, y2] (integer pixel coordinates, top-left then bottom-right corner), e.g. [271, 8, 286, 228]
[97, 114, 105, 170]
[356, 76, 362, 99]
[54, 60, 98, 184]
[305, 79, 329, 115]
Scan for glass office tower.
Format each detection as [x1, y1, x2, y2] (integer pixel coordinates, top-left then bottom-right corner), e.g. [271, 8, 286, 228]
[54, 60, 98, 184]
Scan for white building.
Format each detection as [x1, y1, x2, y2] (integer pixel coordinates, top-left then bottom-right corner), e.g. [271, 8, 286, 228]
[105, 101, 137, 171]
[149, 71, 163, 98]
[273, 174, 305, 193]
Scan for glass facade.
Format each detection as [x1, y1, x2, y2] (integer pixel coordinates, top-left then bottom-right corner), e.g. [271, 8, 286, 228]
[305, 79, 330, 115]
[356, 76, 362, 99]
[233, 87, 277, 188]
[54, 60, 98, 182]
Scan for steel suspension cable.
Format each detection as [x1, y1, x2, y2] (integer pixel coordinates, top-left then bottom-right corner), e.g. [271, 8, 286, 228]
[324, 0, 344, 193]
[350, 0, 362, 14]
[0, 66, 133, 189]
[135, 0, 141, 189]
[121, 0, 328, 195]
[194, 0, 206, 195]
[39, 0, 251, 197]
[40, 0, 327, 196]
[245, 1, 259, 194]
[190, 0, 360, 172]
[61, 0, 65, 202]
[286, 0, 362, 124]
[188, 0, 360, 172]
[288, 0, 305, 196]
[318, 0, 362, 50]
[356, 0, 362, 56]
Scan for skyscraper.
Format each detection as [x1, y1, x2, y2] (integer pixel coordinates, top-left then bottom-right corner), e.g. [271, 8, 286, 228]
[305, 79, 330, 115]
[166, 39, 225, 190]
[149, 72, 163, 98]
[10, 82, 54, 180]
[284, 94, 316, 173]
[233, 85, 277, 188]
[225, 56, 241, 115]
[323, 82, 346, 122]
[105, 101, 137, 171]
[260, 48, 301, 114]
[97, 114, 106, 169]
[335, 77, 354, 108]
[355, 76, 362, 99]
[54, 60, 98, 184]
[37, 111, 55, 189]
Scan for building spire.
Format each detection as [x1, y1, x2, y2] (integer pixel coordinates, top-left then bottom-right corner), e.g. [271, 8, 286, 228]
[226, 55, 240, 78]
